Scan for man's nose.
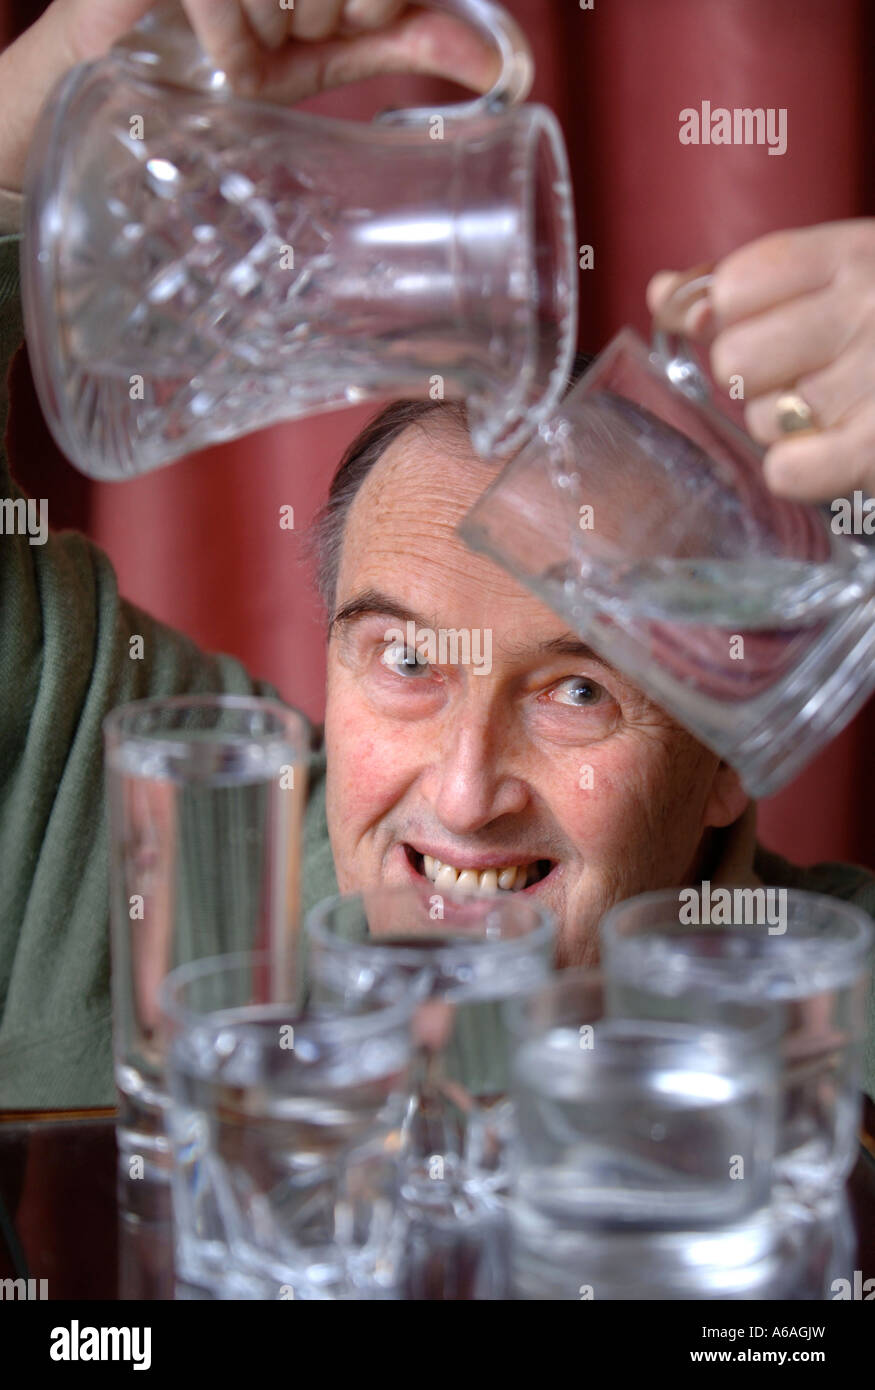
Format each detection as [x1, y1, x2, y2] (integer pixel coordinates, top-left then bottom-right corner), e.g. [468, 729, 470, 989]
[421, 710, 530, 833]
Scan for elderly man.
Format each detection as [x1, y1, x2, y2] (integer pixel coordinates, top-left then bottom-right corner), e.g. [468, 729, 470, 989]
[0, 0, 873, 1108]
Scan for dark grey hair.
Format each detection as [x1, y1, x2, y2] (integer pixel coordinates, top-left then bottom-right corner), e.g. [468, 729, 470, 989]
[306, 354, 595, 620]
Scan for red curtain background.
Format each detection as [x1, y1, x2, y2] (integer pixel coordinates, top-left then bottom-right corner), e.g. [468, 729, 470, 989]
[3, 0, 874, 869]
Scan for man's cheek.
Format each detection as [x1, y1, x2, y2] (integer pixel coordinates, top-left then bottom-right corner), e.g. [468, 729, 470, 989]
[562, 747, 658, 852]
[328, 700, 412, 815]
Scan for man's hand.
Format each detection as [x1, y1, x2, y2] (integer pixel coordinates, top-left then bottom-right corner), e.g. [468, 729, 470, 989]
[0, 0, 500, 192]
[647, 220, 875, 504]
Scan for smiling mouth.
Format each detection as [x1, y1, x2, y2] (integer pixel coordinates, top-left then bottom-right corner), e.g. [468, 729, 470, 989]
[403, 844, 555, 895]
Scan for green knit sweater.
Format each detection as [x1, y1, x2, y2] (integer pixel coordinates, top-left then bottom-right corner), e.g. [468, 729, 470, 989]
[1, 230, 873, 1109]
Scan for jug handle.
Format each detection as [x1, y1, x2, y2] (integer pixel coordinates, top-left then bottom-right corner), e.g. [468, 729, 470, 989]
[650, 270, 717, 407]
[374, 0, 534, 124]
[650, 270, 787, 474]
[115, 1, 533, 114]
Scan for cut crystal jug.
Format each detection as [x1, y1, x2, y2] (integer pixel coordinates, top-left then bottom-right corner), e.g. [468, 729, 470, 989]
[21, 0, 577, 479]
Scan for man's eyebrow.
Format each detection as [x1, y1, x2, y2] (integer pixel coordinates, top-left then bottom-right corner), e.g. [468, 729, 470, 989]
[535, 635, 617, 669]
[329, 590, 434, 636]
[330, 590, 618, 672]
[502, 633, 621, 676]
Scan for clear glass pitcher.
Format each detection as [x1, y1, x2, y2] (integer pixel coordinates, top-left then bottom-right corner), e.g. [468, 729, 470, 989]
[21, 0, 577, 480]
[458, 276, 875, 797]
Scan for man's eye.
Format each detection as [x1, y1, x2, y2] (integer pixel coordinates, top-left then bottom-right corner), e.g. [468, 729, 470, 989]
[550, 675, 608, 707]
[379, 643, 431, 678]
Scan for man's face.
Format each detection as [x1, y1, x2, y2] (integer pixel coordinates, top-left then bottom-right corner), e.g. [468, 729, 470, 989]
[324, 418, 747, 967]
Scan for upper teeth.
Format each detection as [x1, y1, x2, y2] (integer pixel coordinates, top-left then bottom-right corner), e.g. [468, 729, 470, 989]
[422, 855, 540, 894]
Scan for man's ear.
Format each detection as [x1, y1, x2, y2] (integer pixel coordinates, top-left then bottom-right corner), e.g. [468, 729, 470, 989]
[704, 760, 749, 829]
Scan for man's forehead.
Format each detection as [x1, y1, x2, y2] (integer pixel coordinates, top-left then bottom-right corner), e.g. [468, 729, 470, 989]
[332, 421, 602, 658]
[337, 418, 525, 599]
[349, 417, 499, 535]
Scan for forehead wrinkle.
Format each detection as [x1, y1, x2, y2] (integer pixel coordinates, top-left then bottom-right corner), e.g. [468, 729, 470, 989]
[353, 536, 532, 613]
[351, 422, 498, 531]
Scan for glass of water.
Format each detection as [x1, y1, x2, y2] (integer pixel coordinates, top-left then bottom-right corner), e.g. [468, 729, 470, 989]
[159, 949, 415, 1300]
[104, 695, 311, 1166]
[599, 887, 874, 1209]
[306, 886, 556, 1198]
[505, 968, 796, 1300]
[508, 969, 780, 1228]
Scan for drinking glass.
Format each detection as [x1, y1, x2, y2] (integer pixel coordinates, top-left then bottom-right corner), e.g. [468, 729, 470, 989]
[508, 969, 780, 1227]
[104, 694, 310, 1166]
[504, 968, 802, 1300]
[457, 306, 875, 796]
[305, 885, 556, 1199]
[159, 950, 415, 1299]
[511, 1209, 817, 1302]
[21, 0, 576, 479]
[599, 888, 874, 1209]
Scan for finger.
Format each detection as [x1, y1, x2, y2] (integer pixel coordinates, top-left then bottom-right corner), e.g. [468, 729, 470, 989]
[252, 9, 501, 102]
[241, 0, 292, 49]
[342, 0, 408, 30]
[709, 282, 862, 399]
[290, 0, 347, 42]
[182, 0, 262, 86]
[745, 329, 875, 444]
[710, 220, 874, 328]
[763, 403, 875, 502]
[646, 263, 715, 336]
[646, 270, 683, 315]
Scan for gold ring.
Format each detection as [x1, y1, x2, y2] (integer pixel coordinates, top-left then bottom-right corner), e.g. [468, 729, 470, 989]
[775, 391, 818, 435]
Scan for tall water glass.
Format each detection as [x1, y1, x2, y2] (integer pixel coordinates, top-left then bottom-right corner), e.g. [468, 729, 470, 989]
[104, 694, 310, 1166]
[159, 950, 414, 1299]
[599, 888, 874, 1211]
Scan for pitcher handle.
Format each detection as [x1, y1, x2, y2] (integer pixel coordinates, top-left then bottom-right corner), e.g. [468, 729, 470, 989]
[650, 269, 717, 405]
[650, 267, 774, 462]
[375, 0, 534, 124]
[114, 0, 533, 114]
